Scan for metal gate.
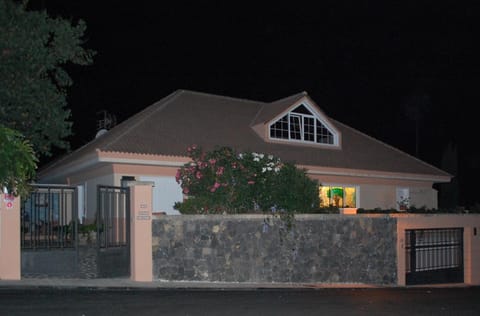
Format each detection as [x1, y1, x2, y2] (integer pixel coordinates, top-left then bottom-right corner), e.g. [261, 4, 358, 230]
[406, 228, 464, 285]
[21, 185, 79, 277]
[96, 185, 130, 278]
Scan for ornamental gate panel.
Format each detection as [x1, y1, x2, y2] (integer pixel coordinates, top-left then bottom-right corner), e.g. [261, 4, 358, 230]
[21, 185, 79, 277]
[405, 228, 464, 285]
[96, 185, 131, 278]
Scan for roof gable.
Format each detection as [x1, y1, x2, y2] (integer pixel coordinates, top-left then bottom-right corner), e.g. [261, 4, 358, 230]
[38, 89, 451, 183]
[264, 95, 341, 148]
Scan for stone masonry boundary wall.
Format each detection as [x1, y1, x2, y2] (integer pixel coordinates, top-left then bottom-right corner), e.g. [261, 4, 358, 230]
[152, 214, 398, 285]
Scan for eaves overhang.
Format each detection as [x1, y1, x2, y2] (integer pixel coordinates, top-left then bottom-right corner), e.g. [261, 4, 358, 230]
[38, 150, 190, 183]
[300, 165, 452, 184]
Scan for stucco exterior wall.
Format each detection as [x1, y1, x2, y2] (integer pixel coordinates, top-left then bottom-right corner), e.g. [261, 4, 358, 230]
[38, 157, 441, 220]
[82, 174, 115, 223]
[0, 193, 21, 280]
[357, 184, 437, 210]
[111, 164, 183, 214]
[410, 187, 437, 209]
[360, 184, 396, 209]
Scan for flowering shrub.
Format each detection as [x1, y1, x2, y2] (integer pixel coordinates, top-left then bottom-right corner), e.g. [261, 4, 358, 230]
[174, 145, 320, 216]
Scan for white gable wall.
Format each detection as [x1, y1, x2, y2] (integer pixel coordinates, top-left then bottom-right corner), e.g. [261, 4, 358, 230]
[72, 173, 115, 224]
[138, 176, 182, 215]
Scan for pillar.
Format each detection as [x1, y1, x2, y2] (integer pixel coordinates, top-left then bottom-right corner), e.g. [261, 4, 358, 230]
[128, 182, 154, 282]
[0, 193, 21, 280]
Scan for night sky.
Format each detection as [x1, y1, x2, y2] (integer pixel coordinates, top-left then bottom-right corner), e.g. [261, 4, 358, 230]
[29, 1, 480, 208]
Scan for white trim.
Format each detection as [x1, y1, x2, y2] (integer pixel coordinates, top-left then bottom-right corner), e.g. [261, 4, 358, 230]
[306, 168, 450, 183]
[38, 154, 100, 182]
[268, 101, 340, 147]
[302, 101, 340, 145]
[97, 156, 185, 167]
[40, 155, 186, 182]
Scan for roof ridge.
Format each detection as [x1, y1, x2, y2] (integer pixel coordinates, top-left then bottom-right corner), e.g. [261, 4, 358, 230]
[270, 91, 308, 103]
[177, 89, 266, 105]
[100, 90, 185, 150]
[250, 91, 309, 126]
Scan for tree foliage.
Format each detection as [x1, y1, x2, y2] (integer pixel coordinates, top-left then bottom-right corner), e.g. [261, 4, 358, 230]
[174, 146, 320, 216]
[0, 0, 95, 157]
[0, 124, 37, 197]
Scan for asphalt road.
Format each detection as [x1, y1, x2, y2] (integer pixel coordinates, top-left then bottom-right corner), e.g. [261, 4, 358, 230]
[0, 287, 479, 316]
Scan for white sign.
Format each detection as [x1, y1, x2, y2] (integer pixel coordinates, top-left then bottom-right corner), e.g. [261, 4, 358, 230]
[3, 194, 14, 209]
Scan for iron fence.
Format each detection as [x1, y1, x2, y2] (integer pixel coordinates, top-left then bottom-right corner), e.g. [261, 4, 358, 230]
[21, 185, 78, 249]
[97, 185, 130, 248]
[406, 228, 464, 284]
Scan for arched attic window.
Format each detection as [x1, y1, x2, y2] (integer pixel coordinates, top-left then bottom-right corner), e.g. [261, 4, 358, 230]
[269, 104, 338, 146]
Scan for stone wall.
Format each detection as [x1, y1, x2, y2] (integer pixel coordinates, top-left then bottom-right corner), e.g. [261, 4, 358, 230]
[152, 214, 398, 285]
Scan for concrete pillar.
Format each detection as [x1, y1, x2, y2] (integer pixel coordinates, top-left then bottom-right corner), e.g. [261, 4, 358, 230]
[465, 225, 480, 285]
[128, 182, 154, 282]
[0, 193, 21, 280]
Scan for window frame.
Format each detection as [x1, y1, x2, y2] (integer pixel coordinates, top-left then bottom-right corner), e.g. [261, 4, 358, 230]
[268, 103, 338, 146]
[319, 185, 358, 209]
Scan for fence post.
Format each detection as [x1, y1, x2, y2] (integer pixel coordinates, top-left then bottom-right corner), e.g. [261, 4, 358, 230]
[128, 182, 154, 282]
[0, 193, 21, 280]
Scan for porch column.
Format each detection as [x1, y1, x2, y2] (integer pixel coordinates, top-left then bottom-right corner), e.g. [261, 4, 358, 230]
[0, 193, 21, 280]
[128, 182, 154, 282]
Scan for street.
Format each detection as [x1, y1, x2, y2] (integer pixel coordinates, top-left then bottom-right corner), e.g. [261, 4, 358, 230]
[1, 286, 479, 315]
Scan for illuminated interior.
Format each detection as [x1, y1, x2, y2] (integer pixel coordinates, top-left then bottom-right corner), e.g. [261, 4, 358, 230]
[319, 186, 356, 208]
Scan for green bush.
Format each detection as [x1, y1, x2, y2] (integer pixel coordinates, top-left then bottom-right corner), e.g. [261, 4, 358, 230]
[356, 207, 476, 214]
[306, 206, 340, 214]
[174, 146, 320, 216]
[0, 125, 37, 197]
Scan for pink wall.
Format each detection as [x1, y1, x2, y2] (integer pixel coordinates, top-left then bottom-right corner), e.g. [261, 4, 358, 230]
[129, 182, 154, 282]
[0, 193, 21, 280]
[395, 214, 480, 286]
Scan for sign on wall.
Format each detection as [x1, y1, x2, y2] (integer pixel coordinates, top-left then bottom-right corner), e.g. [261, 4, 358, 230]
[3, 194, 15, 209]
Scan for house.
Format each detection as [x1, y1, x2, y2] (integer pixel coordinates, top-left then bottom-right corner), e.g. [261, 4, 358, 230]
[37, 89, 451, 221]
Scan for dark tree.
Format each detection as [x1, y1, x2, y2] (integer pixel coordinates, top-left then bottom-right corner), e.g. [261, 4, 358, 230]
[0, 0, 94, 157]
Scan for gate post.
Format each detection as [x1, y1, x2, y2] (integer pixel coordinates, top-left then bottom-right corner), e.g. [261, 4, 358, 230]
[128, 182, 154, 282]
[0, 193, 21, 280]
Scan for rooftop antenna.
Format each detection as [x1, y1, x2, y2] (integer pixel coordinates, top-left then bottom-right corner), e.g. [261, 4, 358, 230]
[95, 110, 117, 138]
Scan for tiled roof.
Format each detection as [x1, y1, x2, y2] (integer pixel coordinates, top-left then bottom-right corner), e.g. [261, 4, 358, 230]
[39, 89, 451, 180]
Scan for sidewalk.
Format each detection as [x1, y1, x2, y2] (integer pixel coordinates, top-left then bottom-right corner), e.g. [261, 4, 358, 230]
[0, 278, 383, 290]
[1, 278, 471, 290]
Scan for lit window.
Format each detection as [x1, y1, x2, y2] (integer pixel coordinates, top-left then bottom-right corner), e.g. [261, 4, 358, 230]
[269, 104, 334, 144]
[319, 186, 357, 208]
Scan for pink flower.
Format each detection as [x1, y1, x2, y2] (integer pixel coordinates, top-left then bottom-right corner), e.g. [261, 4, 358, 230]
[216, 166, 224, 175]
[209, 158, 217, 165]
[175, 170, 181, 183]
[195, 171, 203, 179]
[210, 182, 221, 192]
[247, 180, 255, 185]
[182, 187, 190, 194]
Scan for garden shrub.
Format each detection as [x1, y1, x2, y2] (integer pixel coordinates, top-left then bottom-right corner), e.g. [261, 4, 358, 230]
[174, 145, 320, 218]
